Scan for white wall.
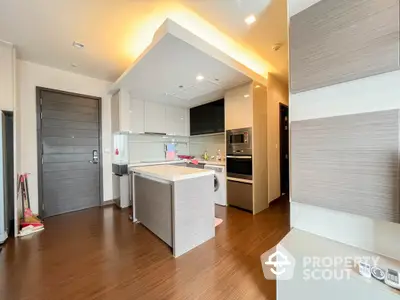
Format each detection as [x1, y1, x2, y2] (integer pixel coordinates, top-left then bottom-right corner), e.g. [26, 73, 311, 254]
[288, 0, 400, 260]
[0, 41, 20, 234]
[267, 75, 289, 202]
[127, 133, 223, 163]
[128, 134, 190, 163]
[288, 0, 322, 17]
[17, 60, 113, 214]
[0, 41, 14, 111]
[189, 134, 225, 159]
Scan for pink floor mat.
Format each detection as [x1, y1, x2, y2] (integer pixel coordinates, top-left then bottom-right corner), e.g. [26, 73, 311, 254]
[214, 218, 223, 227]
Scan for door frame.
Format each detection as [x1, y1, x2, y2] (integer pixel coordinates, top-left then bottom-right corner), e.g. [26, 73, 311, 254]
[36, 87, 103, 218]
[279, 103, 289, 195]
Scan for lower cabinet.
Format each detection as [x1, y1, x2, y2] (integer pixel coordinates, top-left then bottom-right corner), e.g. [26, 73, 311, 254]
[135, 175, 173, 246]
[227, 180, 253, 211]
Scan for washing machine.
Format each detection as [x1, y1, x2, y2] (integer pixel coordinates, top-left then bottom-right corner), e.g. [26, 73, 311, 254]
[204, 164, 227, 206]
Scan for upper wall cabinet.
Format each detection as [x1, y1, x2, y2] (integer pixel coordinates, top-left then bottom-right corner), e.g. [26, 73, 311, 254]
[165, 106, 187, 136]
[111, 89, 132, 133]
[290, 0, 400, 94]
[110, 92, 120, 133]
[224, 84, 253, 130]
[129, 98, 145, 134]
[190, 99, 224, 136]
[145, 101, 166, 134]
[0, 43, 15, 111]
[111, 92, 189, 136]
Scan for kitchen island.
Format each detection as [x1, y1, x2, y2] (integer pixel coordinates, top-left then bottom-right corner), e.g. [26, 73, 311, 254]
[133, 165, 215, 257]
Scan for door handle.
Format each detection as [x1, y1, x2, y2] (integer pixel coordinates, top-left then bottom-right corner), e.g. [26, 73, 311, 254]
[89, 150, 99, 164]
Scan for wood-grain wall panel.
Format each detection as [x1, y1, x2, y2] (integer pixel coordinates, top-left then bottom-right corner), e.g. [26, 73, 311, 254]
[290, 0, 400, 93]
[42, 128, 99, 138]
[42, 91, 98, 107]
[291, 110, 400, 223]
[42, 119, 99, 130]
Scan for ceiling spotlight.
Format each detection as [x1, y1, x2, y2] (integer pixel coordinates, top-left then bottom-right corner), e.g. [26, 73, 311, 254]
[245, 15, 256, 25]
[244, 94, 250, 98]
[72, 41, 85, 49]
[272, 43, 283, 52]
[71, 63, 78, 68]
[196, 75, 204, 81]
[255, 85, 261, 88]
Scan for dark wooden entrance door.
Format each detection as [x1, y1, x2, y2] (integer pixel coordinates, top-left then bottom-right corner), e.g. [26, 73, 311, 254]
[280, 104, 289, 195]
[37, 88, 101, 218]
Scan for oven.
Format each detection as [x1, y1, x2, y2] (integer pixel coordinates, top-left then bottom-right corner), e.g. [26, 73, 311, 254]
[226, 155, 252, 180]
[226, 128, 252, 156]
[226, 127, 253, 211]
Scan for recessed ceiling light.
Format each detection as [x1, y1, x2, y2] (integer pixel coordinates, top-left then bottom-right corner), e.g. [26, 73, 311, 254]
[244, 94, 250, 98]
[272, 43, 282, 51]
[72, 41, 85, 49]
[71, 63, 78, 68]
[245, 15, 256, 25]
[196, 74, 204, 81]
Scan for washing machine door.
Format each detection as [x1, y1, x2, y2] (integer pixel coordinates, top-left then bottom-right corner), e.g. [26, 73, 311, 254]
[213, 175, 219, 192]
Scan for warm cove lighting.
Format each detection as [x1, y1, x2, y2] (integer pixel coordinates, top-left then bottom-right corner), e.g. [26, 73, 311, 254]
[126, 3, 269, 79]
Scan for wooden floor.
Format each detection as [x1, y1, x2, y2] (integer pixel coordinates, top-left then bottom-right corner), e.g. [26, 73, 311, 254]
[0, 196, 290, 300]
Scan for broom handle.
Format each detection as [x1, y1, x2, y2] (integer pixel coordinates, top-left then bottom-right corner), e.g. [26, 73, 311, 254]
[19, 174, 25, 221]
[25, 174, 31, 209]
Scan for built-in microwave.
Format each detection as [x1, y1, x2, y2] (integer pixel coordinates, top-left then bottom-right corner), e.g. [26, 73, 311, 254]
[226, 127, 252, 156]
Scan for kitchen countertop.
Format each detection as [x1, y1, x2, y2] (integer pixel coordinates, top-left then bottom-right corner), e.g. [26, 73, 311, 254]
[195, 159, 225, 166]
[129, 160, 184, 168]
[129, 159, 225, 168]
[133, 165, 214, 182]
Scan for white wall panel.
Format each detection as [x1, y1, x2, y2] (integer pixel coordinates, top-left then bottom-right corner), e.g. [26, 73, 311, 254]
[17, 60, 112, 213]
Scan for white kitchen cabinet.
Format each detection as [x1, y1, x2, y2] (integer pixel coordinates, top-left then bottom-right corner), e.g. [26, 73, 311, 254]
[165, 106, 187, 136]
[145, 101, 166, 134]
[111, 92, 120, 133]
[113, 96, 189, 136]
[0, 42, 15, 111]
[119, 89, 131, 132]
[111, 89, 131, 132]
[129, 98, 145, 133]
[224, 83, 253, 130]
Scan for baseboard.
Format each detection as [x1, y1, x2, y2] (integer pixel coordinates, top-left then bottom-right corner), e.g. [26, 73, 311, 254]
[0, 231, 8, 244]
[102, 200, 115, 207]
